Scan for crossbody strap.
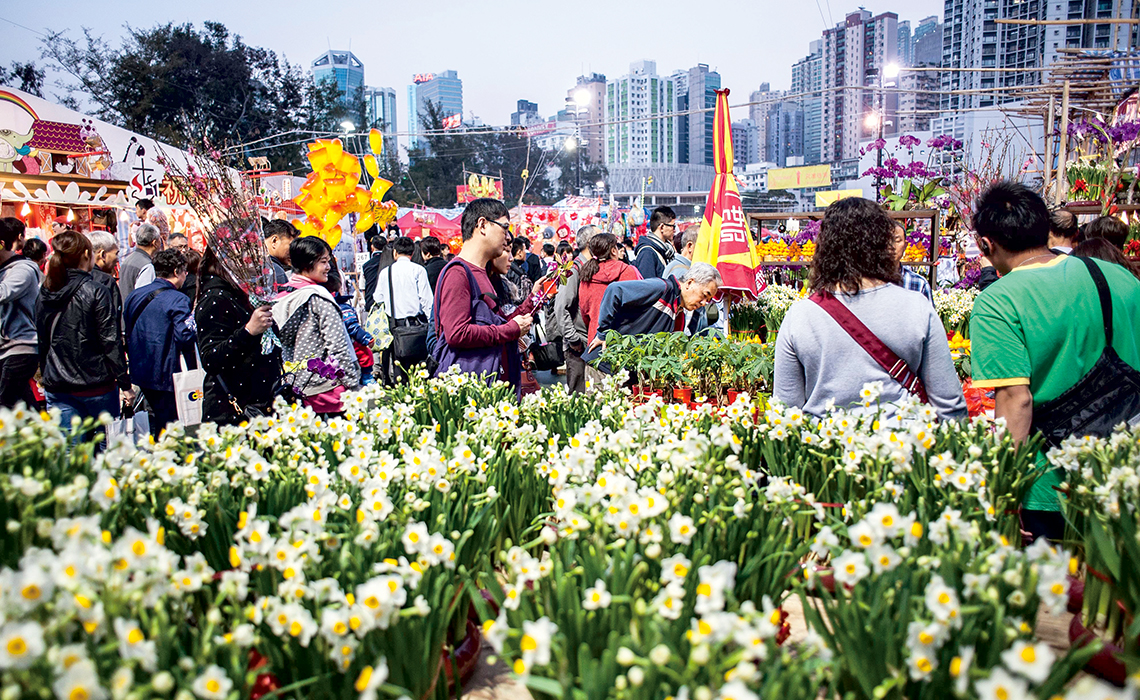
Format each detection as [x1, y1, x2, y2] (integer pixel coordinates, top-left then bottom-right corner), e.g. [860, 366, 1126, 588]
[432, 259, 484, 341]
[125, 288, 170, 332]
[1076, 256, 1114, 349]
[810, 290, 930, 404]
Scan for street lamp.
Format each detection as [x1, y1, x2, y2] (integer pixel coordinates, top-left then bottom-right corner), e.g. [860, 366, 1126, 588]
[573, 89, 591, 107]
[564, 135, 580, 194]
[340, 120, 356, 132]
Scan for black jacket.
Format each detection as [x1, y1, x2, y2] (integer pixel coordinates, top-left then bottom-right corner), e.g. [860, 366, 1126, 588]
[424, 257, 447, 292]
[91, 268, 124, 341]
[36, 269, 129, 394]
[633, 234, 675, 280]
[362, 250, 396, 312]
[195, 275, 283, 424]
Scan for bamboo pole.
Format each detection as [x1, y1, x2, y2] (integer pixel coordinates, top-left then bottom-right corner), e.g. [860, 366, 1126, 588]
[1044, 96, 1055, 199]
[1056, 81, 1071, 206]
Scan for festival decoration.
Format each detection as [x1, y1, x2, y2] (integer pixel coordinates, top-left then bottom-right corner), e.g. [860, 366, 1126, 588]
[293, 136, 394, 248]
[456, 173, 503, 204]
[692, 89, 764, 297]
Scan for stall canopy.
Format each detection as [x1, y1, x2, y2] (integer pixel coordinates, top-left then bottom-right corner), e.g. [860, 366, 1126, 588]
[396, 209, 462, 240]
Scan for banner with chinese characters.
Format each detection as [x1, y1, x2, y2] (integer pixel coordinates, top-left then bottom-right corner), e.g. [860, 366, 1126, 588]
[456, 173, 503, 204]
[767, 164, 832, 191]
[692, 89, 764, 297]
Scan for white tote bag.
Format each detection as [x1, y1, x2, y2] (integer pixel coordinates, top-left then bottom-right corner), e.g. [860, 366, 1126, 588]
[107, 396, 150, 444]
[173, 347, 206, 427]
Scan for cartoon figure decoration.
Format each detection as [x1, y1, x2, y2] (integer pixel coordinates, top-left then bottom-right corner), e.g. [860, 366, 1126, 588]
[77, 119, 112, 176]
[293, 130, 396, 250]
[0, 127, 35, 173]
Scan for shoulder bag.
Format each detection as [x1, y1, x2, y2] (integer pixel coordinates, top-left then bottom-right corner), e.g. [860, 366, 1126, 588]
[810, 289, 930, 403]
[1031, 257, 1140, 448]
[388, 263, 428, 366]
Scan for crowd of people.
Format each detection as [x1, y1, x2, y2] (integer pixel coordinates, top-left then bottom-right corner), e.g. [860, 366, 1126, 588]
[1, 185, 1137, 514]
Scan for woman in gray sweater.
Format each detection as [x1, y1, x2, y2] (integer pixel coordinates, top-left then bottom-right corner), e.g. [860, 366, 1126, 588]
[773, 198, 967, 421]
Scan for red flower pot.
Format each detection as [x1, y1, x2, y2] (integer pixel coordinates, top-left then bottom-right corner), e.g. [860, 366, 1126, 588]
[727, 389, 742, 404]
[1068, 613, 1128, 687]
[443, 617, 483, 690]
[673, 387, 693, 404]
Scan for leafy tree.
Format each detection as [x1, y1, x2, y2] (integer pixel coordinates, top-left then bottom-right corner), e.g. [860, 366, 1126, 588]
[39, 22, 357, 172]
[0, 62, 46, 97]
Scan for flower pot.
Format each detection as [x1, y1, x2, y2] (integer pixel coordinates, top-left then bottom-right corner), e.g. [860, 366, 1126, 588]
[673, 387, 693, 404]
[727, 389, 743, 404]
[443, 617, 483, 690]
[1069, 613, 1128, 687]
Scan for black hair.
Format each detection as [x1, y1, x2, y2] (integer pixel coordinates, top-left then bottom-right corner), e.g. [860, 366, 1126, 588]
[324, 261, 343, 295]
[556, 241, 573, 257]
[809, 197, 901, 294]
[393, 236, 416, 257]
[20, 237, 47, 263]
[136, 198, 155, 211]
[0, 217, 25, 250]
[168, 231, 188, 243]
[673, 230, 685, 253]
[650, 206, 676, 233]
[289, 236, 331, 273]
[1049, 208, 1080, 242]
[1084, 215, 1129, 249]
[183, 248, 201, 274]
[973, 181, 1050, 253]
[264, 219, 298, 241]
[153, 249, 188, 278]
[1074, 237, 1140, 281]
[542, 243, 555, 257]
[460, 198, 509, 241]
[369, 234, 386, 252]
[421, 236, 443, 257]
[580, 233, 620, 284]
[511, 238, 529, 256]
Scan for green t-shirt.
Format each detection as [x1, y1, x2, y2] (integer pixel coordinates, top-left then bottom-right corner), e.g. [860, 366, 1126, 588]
[970, 255, 1140, 511]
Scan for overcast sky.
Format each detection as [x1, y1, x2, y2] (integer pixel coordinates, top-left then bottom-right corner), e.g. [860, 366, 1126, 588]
[2, 0, 944, 128]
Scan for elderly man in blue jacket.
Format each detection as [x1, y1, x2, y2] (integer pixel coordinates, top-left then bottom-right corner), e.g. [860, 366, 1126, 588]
[124, 249, 196, 435]
[585, 262, 722, 362]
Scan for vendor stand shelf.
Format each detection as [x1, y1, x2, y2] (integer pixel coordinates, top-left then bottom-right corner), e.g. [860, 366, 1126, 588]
[747, 209, 942, 287]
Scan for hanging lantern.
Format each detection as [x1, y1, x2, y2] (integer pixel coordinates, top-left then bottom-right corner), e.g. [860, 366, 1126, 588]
[66, 209, 75, 222]
[19, 203, 31, 217]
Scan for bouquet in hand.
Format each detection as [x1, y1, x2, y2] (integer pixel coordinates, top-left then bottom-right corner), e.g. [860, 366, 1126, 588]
[157, 145, 275, 302]
[528, 257, 576, 308]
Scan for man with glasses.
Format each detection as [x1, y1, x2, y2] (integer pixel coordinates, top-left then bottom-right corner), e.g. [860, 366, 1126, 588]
[633, 206, 678, 279]
[433, 198, 534, 389]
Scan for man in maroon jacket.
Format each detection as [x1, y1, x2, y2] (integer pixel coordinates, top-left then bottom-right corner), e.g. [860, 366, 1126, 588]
[434, 199, 534, 385]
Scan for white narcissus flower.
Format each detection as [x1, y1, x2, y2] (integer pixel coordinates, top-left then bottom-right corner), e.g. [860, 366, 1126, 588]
[0, 621, 45, 669]
[715, 680, 759, 700]
[974, 667, 1029, 700]
[481, 610, 508, 654]
[695, 561, 736, 615]
[354, 657, 389, 700]
[1001, 640, 1055, 684]
[867, 544, 902, 573]
[520, 617, 558, 667]
[54, 660, 108, 700]
[401, 521, 429, 555]
[950, 646, 975, 696]
[810, 526, 839, 558]
[866, 502, 902, 538]
[660, 554, 691, 586]
[924, 575, 961, 626]
[583, 579, 612, 610]
[113, 618, 157, 672]
[831, 550, 869, 587]
[191, 665, 233, 700]
[668, 512, 695, 545]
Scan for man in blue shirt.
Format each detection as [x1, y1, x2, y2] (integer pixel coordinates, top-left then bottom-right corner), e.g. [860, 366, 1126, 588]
[893, 224, 934, 304]
[124, 249, 196, 436]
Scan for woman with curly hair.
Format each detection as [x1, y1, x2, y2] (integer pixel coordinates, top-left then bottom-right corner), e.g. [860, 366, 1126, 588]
[773, 197, 966, 420]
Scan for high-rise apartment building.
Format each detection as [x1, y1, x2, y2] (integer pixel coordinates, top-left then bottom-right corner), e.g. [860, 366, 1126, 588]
[731, 119, 761, 168]
[311, 50, 365, 104]
[604, 61, 683, 165]
[568, 74, 607, 165]
[511, 100, 541, 127]
[766, 101, 805, 167]
[898, 72, 941, 131]
[913, 16, 943, 64]
[821, 10, 900, 163]
[749, 83, 783, 164]
[406, 70, 463, 150]
[791, 41, 824, 165]
[941, 0, 1134, 111]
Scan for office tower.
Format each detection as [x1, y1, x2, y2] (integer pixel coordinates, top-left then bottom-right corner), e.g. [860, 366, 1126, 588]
[913, 16, 943, 64]
[898, 20, 914, 65]
[731, 119, 761, 167]
[406, 70, 463, 150]
[766, 101, 805, 168]
[821, 9, 900, 163]
[687, 64, 722, 167]
[364, 86, 398, 155]
[311, 50, 365, 105]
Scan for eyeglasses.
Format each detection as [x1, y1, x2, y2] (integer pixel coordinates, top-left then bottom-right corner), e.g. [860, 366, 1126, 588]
[662, 222, 677, 230]
[485, 219, 511, 233]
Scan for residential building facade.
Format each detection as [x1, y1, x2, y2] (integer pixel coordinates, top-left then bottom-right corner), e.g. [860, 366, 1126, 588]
[568, 73, 607, 165]
[790, 41, 824, 165]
